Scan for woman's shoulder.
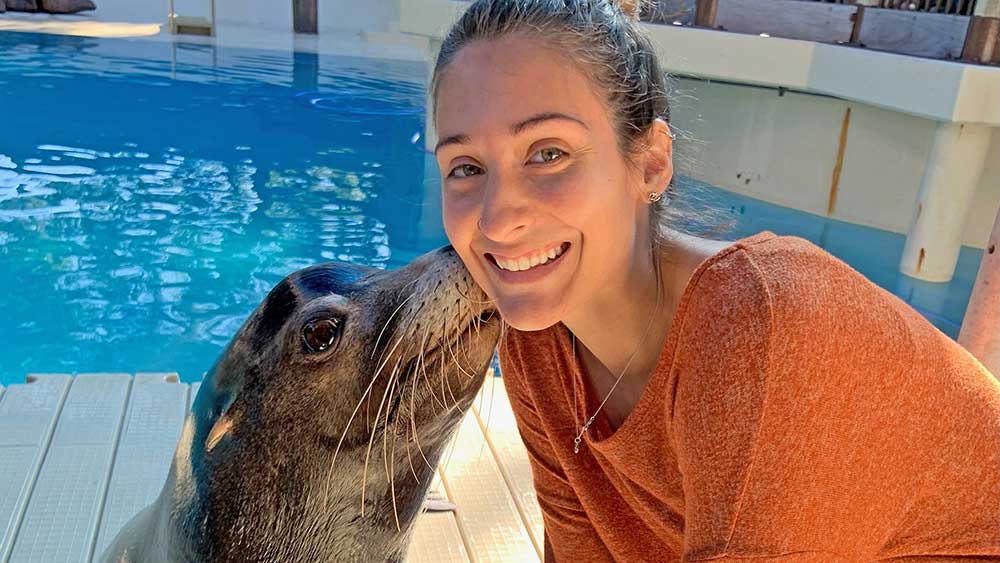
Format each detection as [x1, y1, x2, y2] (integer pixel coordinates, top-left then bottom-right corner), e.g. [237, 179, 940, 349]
[722, 230, 1000, 415]
[692, 229, 911, 334]
[679, 229, 997, 394]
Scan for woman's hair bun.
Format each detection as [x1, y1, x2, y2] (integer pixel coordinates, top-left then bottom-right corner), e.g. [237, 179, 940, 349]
[614, 0, 641, 20]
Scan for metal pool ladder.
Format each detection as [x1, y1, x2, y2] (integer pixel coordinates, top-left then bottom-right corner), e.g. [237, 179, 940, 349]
[167, 0, 215, 36]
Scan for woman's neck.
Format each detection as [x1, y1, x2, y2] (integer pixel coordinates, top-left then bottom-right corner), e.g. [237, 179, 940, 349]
[562, 239, 674, 429]
[562, 230, 727, 430]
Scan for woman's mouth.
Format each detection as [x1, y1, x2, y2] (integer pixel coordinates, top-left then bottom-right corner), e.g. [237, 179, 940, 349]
[484, 242, 571, 284]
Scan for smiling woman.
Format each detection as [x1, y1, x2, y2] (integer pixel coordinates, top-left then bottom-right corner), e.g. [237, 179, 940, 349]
[429, 1, 1000, 562]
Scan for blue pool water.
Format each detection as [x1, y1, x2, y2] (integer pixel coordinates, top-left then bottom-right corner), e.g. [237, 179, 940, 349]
[0, 32, 982, 384]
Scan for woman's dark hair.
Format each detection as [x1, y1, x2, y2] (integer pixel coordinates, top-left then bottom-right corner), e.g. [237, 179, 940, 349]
[430, 0, 733, 245]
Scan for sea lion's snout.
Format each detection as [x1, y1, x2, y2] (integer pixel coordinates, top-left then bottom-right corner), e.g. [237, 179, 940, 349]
[364, 244, 500, 425]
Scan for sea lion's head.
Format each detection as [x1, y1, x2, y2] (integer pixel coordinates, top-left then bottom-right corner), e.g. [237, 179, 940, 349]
[164, 245, 500, 562]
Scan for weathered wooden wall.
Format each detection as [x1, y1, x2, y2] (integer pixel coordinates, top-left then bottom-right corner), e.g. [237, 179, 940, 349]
[858, 8, 970, 59]
[689, 0, 993, 63]
[715, 0, 858, 43]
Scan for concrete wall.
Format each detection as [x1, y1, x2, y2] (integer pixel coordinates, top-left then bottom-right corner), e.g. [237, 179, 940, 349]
[215, 0, 292, 31]
[318, 0, 401, 33]
[56, 0, 403, 34]
[670, 77, 1000, 249]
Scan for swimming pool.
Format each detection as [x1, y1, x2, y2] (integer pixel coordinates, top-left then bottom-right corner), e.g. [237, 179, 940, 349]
[0, 31, 981, 384]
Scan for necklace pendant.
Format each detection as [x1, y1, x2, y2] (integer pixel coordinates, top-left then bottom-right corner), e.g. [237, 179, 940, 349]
[573, 435, 581, 455]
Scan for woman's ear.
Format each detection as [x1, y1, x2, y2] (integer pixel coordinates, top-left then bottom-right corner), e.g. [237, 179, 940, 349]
[642, 118, 674, 193]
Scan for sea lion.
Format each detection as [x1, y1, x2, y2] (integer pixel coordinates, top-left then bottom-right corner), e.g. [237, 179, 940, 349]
[101, 244, 501, 563]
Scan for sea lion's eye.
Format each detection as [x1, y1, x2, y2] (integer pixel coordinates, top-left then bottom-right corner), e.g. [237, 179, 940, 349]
[302, 317, 341, 354]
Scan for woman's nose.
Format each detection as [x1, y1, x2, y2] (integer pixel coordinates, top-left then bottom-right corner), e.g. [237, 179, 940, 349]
[477, 173, 533, 242]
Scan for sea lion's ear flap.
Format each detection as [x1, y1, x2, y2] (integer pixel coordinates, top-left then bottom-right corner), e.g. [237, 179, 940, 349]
[205, 400, 244, 452]
[206, 414, 234, 452]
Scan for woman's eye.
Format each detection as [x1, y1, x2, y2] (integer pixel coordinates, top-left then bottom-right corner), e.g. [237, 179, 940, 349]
[529, 147, 567, 164]
[448, 163, 482, 178]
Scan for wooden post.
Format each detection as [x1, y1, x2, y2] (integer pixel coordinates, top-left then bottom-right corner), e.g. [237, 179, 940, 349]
[963, 17, 1000, 63]
[962, 0, 1000, 63]
[695, 0, 718, 28]
[959, 203, 1000, 376]
[849, 4, 865, 44]
[293, 0, 318, 34]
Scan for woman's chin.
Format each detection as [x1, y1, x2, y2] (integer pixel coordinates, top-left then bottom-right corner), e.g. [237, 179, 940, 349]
[493, 298, 564, 332]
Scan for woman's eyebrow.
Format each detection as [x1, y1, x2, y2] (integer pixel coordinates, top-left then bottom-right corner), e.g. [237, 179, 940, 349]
[434, 112, 589, 155]
[511, 112, 589, 135]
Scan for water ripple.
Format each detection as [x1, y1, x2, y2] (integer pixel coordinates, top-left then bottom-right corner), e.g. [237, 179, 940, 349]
[0, 32, 434, 382]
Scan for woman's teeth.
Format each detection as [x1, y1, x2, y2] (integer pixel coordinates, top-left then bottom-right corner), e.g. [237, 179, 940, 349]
[494, 244, 566, 272]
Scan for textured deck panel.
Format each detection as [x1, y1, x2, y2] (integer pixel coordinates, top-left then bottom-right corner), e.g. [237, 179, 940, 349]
[406, 469, 469, 563]
[406, 511, 471, 563]
[8, 374, 131, 563]
[93, 374, 188, 559]
[471, 376, 544, 553]
[438, 389, 539, 563]
[0, 374, 72, 563]
[0, 373, 537, 562]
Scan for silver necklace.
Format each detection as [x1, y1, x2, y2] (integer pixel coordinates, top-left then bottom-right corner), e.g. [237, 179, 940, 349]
[571, 263, 663, 454]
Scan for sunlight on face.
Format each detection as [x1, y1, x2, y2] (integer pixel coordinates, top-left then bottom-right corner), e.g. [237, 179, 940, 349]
[434, 35, 651, 331]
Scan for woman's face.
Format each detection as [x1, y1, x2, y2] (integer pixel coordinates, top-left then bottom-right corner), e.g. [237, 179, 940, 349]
[434, 35, 670, 331]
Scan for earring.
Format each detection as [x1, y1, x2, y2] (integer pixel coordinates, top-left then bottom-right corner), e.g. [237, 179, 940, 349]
[647, 191, 662, 203]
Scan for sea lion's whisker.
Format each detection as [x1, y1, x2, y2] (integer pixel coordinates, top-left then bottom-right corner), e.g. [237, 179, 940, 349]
[445, 321, 476, 382]
[383, 356, 401, 488]
[374, 302, 416, 369]
[325, 330, 409, 505]
[409, 400, 433, 473]
[452, 283, 492, 306]
[474, 301, 482, 339]
[372, 298, 425, 385]
[388, 371, 401, 532]
[404, 420, 420, 483]
[410, 325, 435, 472]
[362, 353, 404, 516]
[372, 290, 417, 360]
[442, 317, 459, 407]
[404, 325, 433, 472]
[460, 293, 472, 358]
[409, 325, 432, 414]
[411, 309, 443, 417]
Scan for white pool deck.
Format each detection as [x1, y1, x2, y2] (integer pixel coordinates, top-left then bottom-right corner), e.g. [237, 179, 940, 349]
[0, 371, 543, 563]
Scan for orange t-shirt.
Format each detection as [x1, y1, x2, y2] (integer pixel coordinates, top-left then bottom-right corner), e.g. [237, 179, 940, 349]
[497, 230, 1000, 562]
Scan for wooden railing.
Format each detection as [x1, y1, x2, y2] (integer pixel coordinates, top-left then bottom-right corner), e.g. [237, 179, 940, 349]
[812, 0, 978, 16]
[641, 0, 999, 65]
[873, 0, 978, 16]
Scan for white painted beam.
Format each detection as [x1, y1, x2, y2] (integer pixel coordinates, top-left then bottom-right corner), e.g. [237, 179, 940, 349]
[900, 123, 994, 282]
